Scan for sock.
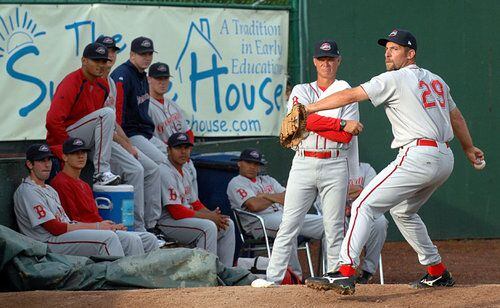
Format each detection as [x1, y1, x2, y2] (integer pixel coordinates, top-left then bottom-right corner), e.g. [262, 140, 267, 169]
[427, 262, 446, 276]
[339, 265, 356, 277]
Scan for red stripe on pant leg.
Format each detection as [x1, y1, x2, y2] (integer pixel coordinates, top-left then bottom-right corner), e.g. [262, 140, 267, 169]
[97, 116, 103, 173]
[66, 117, 98, 132]
[346, 148, 410, 265]
[47, 240, 111, 255]
[157, 223, 208, 249]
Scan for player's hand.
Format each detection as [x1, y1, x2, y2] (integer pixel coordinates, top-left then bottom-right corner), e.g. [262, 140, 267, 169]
[464, 146, 484, 166]
[114, 223, 127, 231]
[348, 184, 363, 201]
[98, 221, 115, 230]
[343, 120, 364, 135]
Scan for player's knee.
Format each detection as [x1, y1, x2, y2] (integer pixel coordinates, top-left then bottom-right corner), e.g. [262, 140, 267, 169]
[204, 220, 218, 235]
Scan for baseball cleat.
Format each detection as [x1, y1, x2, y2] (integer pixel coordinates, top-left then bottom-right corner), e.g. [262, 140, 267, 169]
[410, 270, 455, 289]
[305, 271, 356, 295]
[94, 172, 121, 186]
[355, 270, 374, 284]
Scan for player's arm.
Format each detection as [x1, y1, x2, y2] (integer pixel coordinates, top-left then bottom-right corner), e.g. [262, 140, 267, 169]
[306, 86, 369, 113]
[114, 124, 139, 159]
[243, 196, 276, 212]
[257, 192, 285, 205]
[449, 108, 484, 165]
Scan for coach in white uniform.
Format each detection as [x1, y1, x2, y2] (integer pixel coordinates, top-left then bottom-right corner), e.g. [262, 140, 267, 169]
[157, 133, 235, 266]
[227, 148, 324, 278]
[305, 29, 484, 293]
[265, 39, 364, 284]
[14, 144, 125, 257]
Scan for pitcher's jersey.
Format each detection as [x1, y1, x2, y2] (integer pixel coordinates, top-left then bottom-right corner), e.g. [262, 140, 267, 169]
[13, 177, 70, 242]
[148, 96, 189, 143]
[288, 80, 359, 150]
[162, 160, 196, 210]
[361, 64, 456, 148]
[227, 175, 285, 215]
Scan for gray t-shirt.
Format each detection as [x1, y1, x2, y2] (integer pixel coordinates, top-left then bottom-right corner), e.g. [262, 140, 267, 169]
[361, 64, 456, 148]
[14, 177, 70, 242]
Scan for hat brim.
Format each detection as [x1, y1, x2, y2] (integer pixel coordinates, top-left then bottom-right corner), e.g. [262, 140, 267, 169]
[133, 48, 157, 54]
[235, 158, 267, 165]
[313, 52, 340, 58]
[378, 38, 416, 50]
[169, 141, 194, 148]
[64, 147, 91, 154]
[86, 56, 111, 62]
[149, 73, 172, 78]
[29, 153, 54, 161]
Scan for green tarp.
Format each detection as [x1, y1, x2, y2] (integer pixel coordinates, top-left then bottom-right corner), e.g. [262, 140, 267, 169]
[0, 225, 256, 291]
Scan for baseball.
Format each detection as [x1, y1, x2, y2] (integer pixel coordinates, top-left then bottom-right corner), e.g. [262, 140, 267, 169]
[473, 160, 486, 170]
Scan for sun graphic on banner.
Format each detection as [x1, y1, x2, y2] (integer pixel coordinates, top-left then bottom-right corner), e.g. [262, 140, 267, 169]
[0, 7, 46, 58]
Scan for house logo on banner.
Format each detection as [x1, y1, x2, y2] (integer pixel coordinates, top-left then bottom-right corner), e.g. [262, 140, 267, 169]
[174, 17, 285, 135]
[0, 7, 48, 117]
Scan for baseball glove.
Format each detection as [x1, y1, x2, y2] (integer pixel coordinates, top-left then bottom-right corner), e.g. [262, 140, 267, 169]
[279, 103, 308, 149]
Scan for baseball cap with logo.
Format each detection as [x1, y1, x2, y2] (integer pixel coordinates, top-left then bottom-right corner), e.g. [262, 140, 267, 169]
[313, 39, 340, 58]
[26, 144, 54, 161]
[63, 137, 91, 154]
[378, 28, 417, 51]
[95, 35, 120, 51]
[167, 132, 194, 147]
[83, 42, 110, 61]
[237, 148, 267, 165]
[149, 62, 171, 78]
[131, 36, 156, 54]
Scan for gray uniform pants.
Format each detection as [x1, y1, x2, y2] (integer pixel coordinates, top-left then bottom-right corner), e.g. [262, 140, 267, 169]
[110, 142, 161, 231]
[115, 230, 158, 255]
[158, 216, 235, 267]
[266, 154, 348, 283]
[66, 107, 115, 175]
[46, 229, 124, 257]
[340, 145, 453, 268]
[248, 212, 324, 278]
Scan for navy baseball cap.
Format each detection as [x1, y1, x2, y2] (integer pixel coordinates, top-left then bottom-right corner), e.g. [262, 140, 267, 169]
[95, 35, 120, 51]
[26, 144, 53, 161]
[378, 29, 417, 51]
[131, 36, 155, 54]
[313, 39, 340, 58]
[83, 43, 110, 61]
[63, 137, 90, 154]
[237, 148, 267, 165]
[168, 132, 193, 147]
[149, 62, 171, 78]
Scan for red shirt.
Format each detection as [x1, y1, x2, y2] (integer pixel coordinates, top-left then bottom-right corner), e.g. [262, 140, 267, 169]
[50, 171, 103, 223]
[46, 68, 109, 157]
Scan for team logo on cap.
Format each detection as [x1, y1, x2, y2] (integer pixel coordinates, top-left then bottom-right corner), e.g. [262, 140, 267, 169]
[103, 37, 113, 44]
[141, 40, 152, 47]
[96, 46, 106, 54]
[320, 42, 331, 51]
[407, 41, 412, 45]
[177, 134, 188, 141]
[389, 30, 398, 37]
[249, 151, 260, 159]
[39, 145, 49, 152]
[73, 139, 84, 146]
[158, 65, 167, 72]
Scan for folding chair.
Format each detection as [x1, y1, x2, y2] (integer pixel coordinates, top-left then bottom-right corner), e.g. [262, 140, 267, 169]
[232, 208, 315, 277]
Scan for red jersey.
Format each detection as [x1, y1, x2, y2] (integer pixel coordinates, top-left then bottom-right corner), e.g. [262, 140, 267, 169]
[50, 171, 103, 223]
[46, 68, 109, 153]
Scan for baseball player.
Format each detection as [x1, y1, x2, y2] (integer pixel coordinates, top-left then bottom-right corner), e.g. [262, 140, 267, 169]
[14, 144, 125, 257]
[265, 39, 364, 284]
[46, 42, 120, 186]
[305, 29, 484, 294]
[96, 35, 162, 233]
[50, 137, 159, 255]
[146, 62, 198, 196]
[227, 148, 324, 278]
[156, 133, 235, 267]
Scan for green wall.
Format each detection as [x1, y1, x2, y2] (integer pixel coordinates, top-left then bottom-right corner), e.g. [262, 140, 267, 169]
[300, 0, 499, 239]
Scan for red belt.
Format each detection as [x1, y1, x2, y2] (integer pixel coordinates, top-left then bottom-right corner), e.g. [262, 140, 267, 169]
[303, 150, 339, 159]
[416, 139, 449, 148]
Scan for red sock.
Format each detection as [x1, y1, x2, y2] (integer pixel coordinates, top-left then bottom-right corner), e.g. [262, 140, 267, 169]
[427, 263, 446, 276]
[339, 265, 356, 277]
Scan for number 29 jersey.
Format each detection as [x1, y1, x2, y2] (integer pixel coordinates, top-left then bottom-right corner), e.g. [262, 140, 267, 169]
[361, 64, 457, 148]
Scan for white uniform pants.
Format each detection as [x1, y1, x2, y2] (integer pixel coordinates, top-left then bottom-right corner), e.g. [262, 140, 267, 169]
[266, 154, 348, 283]
[46, 229, 124, 257]
[340, 144, 454, 268]
[115, 230, 158, 255]
[66, 107, 115, 175]
[158, 216, 235, 267]
[110, 142, 161, 231]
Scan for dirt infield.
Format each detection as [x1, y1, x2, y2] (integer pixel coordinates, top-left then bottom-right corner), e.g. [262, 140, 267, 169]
[2, 239, 499, 307]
